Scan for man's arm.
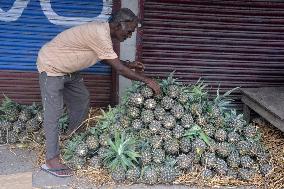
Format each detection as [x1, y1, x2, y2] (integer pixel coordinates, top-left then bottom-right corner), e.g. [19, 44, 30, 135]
[104, 58, 160, 94]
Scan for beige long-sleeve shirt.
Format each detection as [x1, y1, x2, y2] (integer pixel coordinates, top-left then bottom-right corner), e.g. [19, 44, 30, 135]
[37, 22, 118, 76]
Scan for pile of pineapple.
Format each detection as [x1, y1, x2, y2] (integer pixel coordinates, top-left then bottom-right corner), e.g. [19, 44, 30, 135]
[0, 96, 44, 145]
[63, 75, 272, 185]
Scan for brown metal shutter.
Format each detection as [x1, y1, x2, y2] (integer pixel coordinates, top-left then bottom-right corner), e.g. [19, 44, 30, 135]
[138, 0, 284, 108]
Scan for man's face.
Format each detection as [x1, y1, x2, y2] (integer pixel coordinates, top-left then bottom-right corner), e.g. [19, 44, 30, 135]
[114, 21, 137, 42]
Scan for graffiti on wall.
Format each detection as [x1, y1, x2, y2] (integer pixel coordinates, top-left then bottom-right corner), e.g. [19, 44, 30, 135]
[0, 0, 112, 26]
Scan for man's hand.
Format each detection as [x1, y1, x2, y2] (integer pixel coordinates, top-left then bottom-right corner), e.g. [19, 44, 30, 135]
[127, 61, 145, 73]
[144, 78, 161, 95]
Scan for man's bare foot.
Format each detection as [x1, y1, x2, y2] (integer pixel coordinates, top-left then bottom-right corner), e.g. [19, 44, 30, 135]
[44, 155, 73, 177]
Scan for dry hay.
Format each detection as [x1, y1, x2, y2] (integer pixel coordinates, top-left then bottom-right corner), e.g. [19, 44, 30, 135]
[31, 108, 284, 189]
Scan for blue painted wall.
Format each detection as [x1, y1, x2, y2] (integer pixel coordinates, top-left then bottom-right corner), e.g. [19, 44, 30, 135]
[0, 0, 113, 74]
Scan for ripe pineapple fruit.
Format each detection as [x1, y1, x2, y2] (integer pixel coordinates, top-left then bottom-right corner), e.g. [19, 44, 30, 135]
[177, 154, 193, 169]
[164, 138, 179, 155]
[191, 138, 207, 155]
[89, 155, 101, 169]
[99, 133, 110, 147]
[126, 166, 141, 183]
[236, 140, 251, 156]
[214, 158, 228, 176]
[159, 157, 180, 183]
[172, 124, 184, 139]
[140, 85, 154, 98]
[67, 155, 86, 170]
[216, 142, 233, 158]
[85, 135, 99, 151]
[141, 149, 152, 165]
[240, 155, 254, 168]
[179, 137, 192, 153]
[170, 103, 184, 119]
[214, 128, 227, 142]
[150, 135, 163, 149]
[111, 166, 126, 183]
[142, 166, 158, 184]
[141, 109, 154, 124]
[26, 117, 40, 132]
[128, 93, 144, 107]
[148, 120, 161, 134]
[161, 96, 175, 110]
[131, 119, 143, 130]
[181, 113, 194, 128]
[227, 131, 240, 144]
[152, 148, 165, 164]
[201, 152, 216, 169]
[167, 85, 181, 99]
[162, 114, 176, 129]
[144, 99, 157, 110]
[159, 128, 172, 140]
[203, 125, 215, 138]
[238, 168, 255, 180]
[190, 103, 202, 116]
[75, 142, 88, 157]
[227, 151, 241, 168]
[154, 106, 166, 121]
[243, 124, 258, 138]
[127, 106, 140, 119]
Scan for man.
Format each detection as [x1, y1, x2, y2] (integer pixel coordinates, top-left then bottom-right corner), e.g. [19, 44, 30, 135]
[37, 8, 161, 177]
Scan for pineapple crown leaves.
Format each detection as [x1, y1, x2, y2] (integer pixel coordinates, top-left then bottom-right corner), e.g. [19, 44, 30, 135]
[103, 131, 140, 171]
[160, 71, 182, 94]
[96, 105, 121, 130]
[0, 94, 19, 111]
[120, 81, 143, 105]
[183, 124, 211, 146]
[213, 86, 240, 112]
[63, 133, 86, 160]
[189, 78, 208, 102]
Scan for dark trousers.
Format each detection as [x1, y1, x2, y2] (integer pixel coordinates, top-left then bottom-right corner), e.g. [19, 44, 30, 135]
[39, 72, 90, 160]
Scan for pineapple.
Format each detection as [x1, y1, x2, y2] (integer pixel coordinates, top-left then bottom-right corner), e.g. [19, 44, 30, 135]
[140, 86, 154, 98]
[152, 148, 165, 164]
[216, 142, 232, 158]
[13, 120, 26, 133]
[172, 124, 184, 139]
[0, 127, 7, 144]
[0, 96, 20, 122]
[259, 162, 272, 176]
[89, 155, 101, 169]
[237, 140, 251, 156]
[168, 85, 180, 99]
[128, 93, 144, 107]
[201, 168, 214, 179]
[191, 138, 207, 155]
[226, 110, 245, 132]
[154, 106, 166, 121]
[86, 135, 99, 151]
[178, 92, 189, 104]
[138, 129, 152, 139]
[214, 128, 227, 142]
[99, 133, 110, 147]
[161, 96, 174, 110]
[180, 113, 194, 128]
[170, 103, 184, 119]
[243, 124, 258, 138]
[240, 155, 254, 168]
[162, 114, 176, 129]
[179, 137, 192, 153]
[141, 109, 154, 124]
[119, 115, 131, 128]
[141, 149, 152, 165]
[214, 158, 228, 176]
[159, 128, 172, 140]
[150, 135, 163, 149]
[67, 155, 86, 170]
[144, 99, 157, 110]
[190, 103, 202, 116]
[201, 152, 216, 169]
[126, 166, 141, 183]
[142, 166, 158, 184]
[227, 151, 241, 168]
[148, 120, 161, 134]
[75, 142, 88, 157]
[131, 119, 143, 130]
[127, 106, 140, 119]
[227, 131, 240, 144]
[97, 147, 108, 161]
[203, 125, 215, 138]
[18, 107, 32, 122]
[7, 130, 18, 143]
[238, 168, 255, 180]
[177, 154, 193, 169]
[164, 138, 179, 154]
[111, 166, 126, 183]
[159, 157, 180, 183]
[227, 169, 238, 179]
[26, 117, 40, 132]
